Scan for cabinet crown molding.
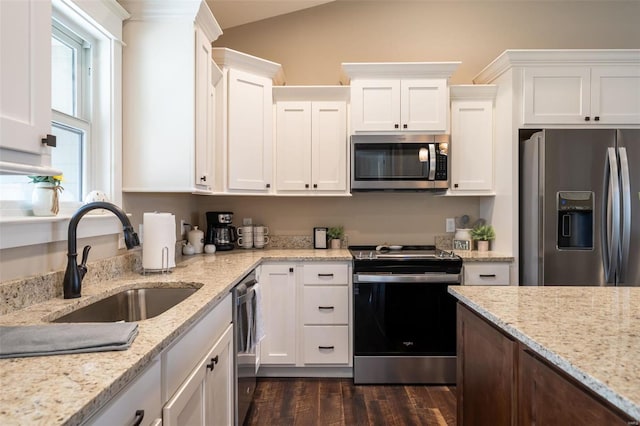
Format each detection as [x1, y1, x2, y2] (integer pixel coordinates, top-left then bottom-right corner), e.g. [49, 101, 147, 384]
[212, 47, 285, 85]
[272, 86, 350, 102]
[340, 61, 461, 84]
[450, 85, 497, 101]
[473, 49, 640, 84]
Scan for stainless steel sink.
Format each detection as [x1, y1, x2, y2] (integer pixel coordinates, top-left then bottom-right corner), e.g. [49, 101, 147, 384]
[52, 287, 199, 323]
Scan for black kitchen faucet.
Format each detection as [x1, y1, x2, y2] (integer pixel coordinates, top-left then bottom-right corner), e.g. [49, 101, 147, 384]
[62, 201, 139, 299]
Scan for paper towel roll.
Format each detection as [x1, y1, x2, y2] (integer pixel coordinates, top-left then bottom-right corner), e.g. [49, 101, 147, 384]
[143, 212, 176, 271]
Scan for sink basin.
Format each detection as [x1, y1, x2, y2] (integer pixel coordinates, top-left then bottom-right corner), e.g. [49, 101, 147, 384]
[52, 287, 199, 323]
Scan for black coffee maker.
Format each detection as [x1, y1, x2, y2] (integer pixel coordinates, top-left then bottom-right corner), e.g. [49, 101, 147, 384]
[206, 211, 237, 251]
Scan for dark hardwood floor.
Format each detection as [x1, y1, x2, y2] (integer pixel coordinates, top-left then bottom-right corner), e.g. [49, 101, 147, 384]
[245, 378, 456, 426]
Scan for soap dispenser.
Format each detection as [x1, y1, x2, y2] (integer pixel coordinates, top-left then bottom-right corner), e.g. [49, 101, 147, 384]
[188, 226, 204, 254]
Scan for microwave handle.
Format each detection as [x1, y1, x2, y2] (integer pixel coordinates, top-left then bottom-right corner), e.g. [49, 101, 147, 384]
[428, 144, 436, 180]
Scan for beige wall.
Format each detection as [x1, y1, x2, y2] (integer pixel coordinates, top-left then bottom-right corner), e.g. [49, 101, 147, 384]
[213, 1, 640, 85]
[120, 193, 479, 246]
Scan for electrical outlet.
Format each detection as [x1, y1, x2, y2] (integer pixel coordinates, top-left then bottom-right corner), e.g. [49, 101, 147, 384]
[446, 218, 456, 233]
[180, 220, 189, 239]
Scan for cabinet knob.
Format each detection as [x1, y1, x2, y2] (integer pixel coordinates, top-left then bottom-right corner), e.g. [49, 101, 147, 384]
[305, 184, 309, 188]
[594, 116, 600, 122]
[41, 134, 57, 147]
[289, 267, 294, 273]
[207, 356, 218, 371]
[584, 116, 591, 121]
[403, 124, 408, 129]
[266, 183, 271, 189]
[394, 124, 399, 129]
[454, 183, 459, 188]
[200, 176, 207, 182]
[313, 184, 318, 189]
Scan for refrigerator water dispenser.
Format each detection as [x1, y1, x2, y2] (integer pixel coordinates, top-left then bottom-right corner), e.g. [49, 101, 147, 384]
[557, 192, 593, 250]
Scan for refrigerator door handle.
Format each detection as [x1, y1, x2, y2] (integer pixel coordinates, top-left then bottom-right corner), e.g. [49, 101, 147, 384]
[601, 147, 620, 283]
[618, 147, 631, 282]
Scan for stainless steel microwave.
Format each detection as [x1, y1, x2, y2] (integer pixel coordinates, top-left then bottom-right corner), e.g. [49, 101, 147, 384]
[350, 134, 450, 191]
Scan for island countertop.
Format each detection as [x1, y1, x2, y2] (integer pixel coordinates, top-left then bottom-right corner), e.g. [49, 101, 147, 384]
[448, 285, 640, 421]
[0, 249, 351, 425]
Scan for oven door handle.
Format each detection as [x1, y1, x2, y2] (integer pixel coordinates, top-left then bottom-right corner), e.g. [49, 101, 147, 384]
[354, 273, 460, 284]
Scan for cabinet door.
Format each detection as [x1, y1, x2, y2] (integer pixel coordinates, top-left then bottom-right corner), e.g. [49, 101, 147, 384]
[227, 68, 273, 191]
[450, 99, 494, 191]
[457, 304, 517, 426]
[259, 264, 297, 364]
[400, 79, 448, 132]
[523, 67, 591, 124]
[519, 348, 631, 425]
[194, 26, 213, 192]
[351, 79, 401, 131]
[87, 358, 162, 426]
[591, 66, 640, 124]
[205, 325, 233, 426]
[0, 0, 52, 156]
[275, 101, 312, 191]
[311, 101, 347, 191]
[163, 324, 233, 426]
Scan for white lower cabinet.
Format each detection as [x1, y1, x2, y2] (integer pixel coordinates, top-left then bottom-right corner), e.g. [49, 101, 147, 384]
[259, 262, 351, 370]
[84, 358, 162, 426]
[464, 262, 511, 285]
[163, 324, 233, 426]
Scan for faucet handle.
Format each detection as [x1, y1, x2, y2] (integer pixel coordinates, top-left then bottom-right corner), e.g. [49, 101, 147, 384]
[79, 245, 92, 279]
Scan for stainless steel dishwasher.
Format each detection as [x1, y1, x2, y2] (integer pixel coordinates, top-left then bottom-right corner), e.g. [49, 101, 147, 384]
[232, 271, 258, 425]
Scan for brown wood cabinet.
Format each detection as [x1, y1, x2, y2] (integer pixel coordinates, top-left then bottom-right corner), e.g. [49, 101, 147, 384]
[457, 303, 634, 426]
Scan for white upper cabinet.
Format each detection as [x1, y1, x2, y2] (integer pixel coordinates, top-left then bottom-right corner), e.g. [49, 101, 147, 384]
[449, 85, 497, 194]
[121, 0, 222, 193]
[212, 48, 283, 193]
[342, 62, 460, 133]
[523, 64, 640, 125]
[274, 86, 349, 195]
[0, 0, 56, 172]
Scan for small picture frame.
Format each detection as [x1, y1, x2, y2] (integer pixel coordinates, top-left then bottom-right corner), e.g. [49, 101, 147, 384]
[453, 239, 471, 251]
[314, 227, 328, 249]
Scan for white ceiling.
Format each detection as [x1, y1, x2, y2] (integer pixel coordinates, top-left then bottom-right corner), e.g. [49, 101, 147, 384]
[207, 0, 336, 29]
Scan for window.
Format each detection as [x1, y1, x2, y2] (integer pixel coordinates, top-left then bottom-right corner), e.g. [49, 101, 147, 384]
[51, 20, 92, 203]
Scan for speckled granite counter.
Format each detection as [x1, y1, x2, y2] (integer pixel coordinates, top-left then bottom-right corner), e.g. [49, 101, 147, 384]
[448, 285, 640, 420]
[0, 249, 351, 425]
[454, 250, 514, 262]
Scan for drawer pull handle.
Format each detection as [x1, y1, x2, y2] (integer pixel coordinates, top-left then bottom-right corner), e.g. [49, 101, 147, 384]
[132, 410, 144, 426]
[318, 346, 335, 350]
[318, 306, 335, 310]
[318, 273, 334, 278]
[479, 274, 497, 278]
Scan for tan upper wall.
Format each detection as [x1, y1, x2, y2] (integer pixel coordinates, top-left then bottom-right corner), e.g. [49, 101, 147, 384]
[213, 1, 640, 85]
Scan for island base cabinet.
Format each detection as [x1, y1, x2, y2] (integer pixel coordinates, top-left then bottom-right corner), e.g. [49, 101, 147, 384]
[457, 304, 517, 426]
[519, 348, 631, 426]
[457, 303, 636, 425]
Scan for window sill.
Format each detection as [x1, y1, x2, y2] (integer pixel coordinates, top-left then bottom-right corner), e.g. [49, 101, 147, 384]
[0, 213, 125, 250]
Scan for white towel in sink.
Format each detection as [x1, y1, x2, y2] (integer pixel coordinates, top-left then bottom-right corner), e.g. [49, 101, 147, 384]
[0, 323, 139, 359]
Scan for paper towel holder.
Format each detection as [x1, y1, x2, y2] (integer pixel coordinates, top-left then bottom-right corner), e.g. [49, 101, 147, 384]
[143, 246, 172, 275]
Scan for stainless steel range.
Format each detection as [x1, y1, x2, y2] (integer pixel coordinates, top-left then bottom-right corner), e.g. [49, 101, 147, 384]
[350, 245, 462, 384]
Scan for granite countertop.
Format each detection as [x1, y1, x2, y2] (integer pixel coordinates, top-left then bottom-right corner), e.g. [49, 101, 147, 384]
[454, 250, 514, 262]
[0, 249, 351, 425]
[448, 285, 640, 420]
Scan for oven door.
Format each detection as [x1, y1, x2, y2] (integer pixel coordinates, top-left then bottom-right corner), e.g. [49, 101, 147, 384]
[353, 272, 459, 384]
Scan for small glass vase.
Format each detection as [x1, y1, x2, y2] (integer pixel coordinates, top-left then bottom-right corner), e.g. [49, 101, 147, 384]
[32, 182, 60, 216]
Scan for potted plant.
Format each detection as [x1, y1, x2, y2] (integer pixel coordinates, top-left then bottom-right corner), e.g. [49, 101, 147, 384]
[470, 224, 495, 252]
[327, 226, 344, 249]
[29, 175, 64, 216]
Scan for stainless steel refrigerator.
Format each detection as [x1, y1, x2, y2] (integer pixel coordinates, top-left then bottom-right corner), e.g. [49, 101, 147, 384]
[520, 129, 640, 286]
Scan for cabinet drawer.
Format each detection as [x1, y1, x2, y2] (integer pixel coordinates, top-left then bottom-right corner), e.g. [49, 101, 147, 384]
[86, 358, 161, 426]
[302, 263, 349, 285]
[164, 293, 232, 401]
[464, 263, 510, 285]
[303, 326, 349, 364]
[302, 286, 349, 325]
